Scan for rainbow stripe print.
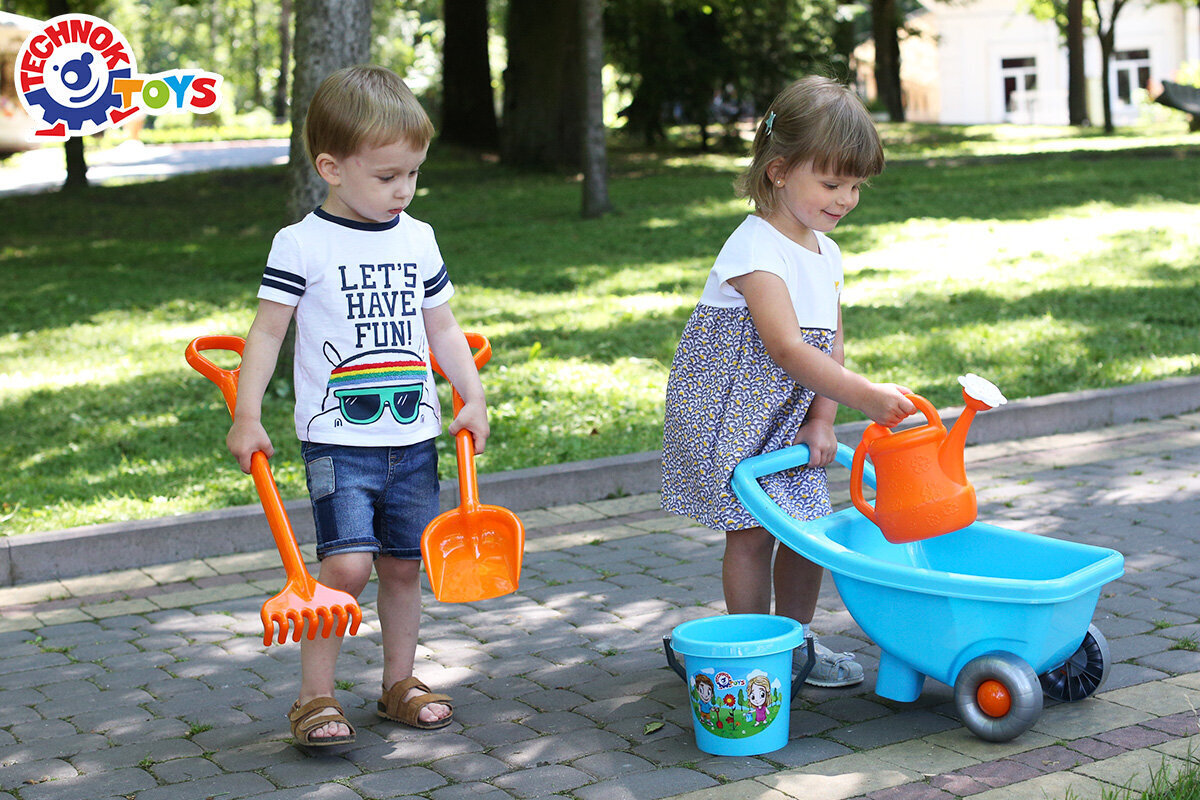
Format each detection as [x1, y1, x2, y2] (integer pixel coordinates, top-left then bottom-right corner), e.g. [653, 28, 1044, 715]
[328, 359, 427, 387]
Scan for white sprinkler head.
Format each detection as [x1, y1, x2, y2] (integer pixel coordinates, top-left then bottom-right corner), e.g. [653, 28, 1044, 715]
[958, 373, 1007, 408]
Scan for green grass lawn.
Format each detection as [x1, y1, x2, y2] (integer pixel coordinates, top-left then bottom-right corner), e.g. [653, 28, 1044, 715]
[1, 123, 1198, 535]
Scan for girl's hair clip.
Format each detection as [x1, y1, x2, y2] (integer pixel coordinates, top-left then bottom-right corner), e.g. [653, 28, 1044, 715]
[764, 111, 776, 136]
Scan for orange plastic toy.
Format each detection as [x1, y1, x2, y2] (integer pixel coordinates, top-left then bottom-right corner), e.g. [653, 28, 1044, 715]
[424, 333, 525, 603]
[850, 375, 1006, 544]
[186, 336, 363, 646]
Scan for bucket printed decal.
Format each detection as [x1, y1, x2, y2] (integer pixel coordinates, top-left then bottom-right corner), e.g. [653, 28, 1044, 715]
[689, 666, 783, 739]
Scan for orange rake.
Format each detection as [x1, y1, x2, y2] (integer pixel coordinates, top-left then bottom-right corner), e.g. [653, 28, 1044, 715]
[186, 335, 363, 646]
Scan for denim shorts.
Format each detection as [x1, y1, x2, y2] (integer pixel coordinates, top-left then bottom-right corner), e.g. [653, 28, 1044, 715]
[300, 439, 440, 560]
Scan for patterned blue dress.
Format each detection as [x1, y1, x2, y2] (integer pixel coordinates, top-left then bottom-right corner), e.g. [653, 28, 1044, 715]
[661, 305, 834, 531]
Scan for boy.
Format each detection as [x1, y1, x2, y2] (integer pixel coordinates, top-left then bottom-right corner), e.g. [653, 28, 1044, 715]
[227, 65, 488, 746]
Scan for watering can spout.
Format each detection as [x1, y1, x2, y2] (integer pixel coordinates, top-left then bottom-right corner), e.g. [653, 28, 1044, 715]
[939, 409, 975, 486]
[939, 373, 1009, 493]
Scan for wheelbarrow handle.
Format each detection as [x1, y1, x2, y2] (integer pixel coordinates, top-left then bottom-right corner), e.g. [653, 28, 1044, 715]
[734, 443, 876, 490]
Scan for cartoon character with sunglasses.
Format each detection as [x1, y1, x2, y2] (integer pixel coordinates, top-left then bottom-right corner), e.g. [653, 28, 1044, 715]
[306, 343, 439, 437]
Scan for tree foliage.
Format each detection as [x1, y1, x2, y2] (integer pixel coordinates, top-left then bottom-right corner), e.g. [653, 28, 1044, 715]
[605, 0, 841, 146]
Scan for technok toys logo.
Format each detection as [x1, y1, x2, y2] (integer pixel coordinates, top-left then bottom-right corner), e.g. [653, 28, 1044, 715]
[14, 14, 222, 141]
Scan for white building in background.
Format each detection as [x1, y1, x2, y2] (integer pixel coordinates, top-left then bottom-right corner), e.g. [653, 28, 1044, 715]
[855, 0, 1200, 125]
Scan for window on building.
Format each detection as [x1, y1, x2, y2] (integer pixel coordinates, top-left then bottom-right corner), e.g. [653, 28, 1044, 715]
[1114, 49, 1152, 105]
[1001, 57, 1037, 117]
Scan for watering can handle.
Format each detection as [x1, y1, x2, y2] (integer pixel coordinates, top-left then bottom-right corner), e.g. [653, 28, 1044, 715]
[849, 433, 881, 524]
[849, 394, 942, 520]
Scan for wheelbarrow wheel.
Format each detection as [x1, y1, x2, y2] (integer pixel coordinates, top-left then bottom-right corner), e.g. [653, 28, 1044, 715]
[954, 653, 1043, 742]
[1040, 624, 1110, 703]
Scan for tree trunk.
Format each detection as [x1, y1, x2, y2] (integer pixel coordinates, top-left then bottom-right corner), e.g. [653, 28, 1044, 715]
[501, 0, 583, 169]
[61, 136, 88, 191]
[441, 0, 498, 149]
[871, 0, 905, 122]
[580, 0, 611, 218]
[274, 0, 293, 123]
[45, 0, 87, 190]
[286, 0, 372, 223]
[1067, 0, 1087, 125]
[1098, 27, 1114, 132]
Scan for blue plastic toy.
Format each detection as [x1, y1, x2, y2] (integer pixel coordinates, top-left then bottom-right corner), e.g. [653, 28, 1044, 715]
[732, 443, 1124, 742]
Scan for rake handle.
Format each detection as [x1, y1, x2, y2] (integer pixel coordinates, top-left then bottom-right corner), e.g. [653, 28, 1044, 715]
[185, 336, 314, 590]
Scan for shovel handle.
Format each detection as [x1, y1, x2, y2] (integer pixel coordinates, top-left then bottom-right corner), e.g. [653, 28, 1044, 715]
[185, 336, 313, 588]
[430, 333, 492, 509]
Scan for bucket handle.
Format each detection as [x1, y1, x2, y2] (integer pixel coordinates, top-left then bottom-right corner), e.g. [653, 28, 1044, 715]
[663, 634, 815, 701]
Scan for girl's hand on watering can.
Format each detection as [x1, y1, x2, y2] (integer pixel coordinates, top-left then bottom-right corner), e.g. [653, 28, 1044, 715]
[864, 383, 917, 428]
[794, 422, 839, 467]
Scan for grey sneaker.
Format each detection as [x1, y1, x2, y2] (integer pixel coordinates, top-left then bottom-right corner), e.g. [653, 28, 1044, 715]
[798, 637, 864, 688]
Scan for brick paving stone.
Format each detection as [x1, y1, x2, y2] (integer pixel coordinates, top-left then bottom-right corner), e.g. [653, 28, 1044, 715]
[1098, 723, 1180, 749]
[866, 782, 957, 800]
[348, 766, 448, 798]
[573, 766, 718, 800]
[955, 758, 1045, 789]
[0, 757, 78, 792]
[428, 782, 516, 800]
[149, 755, 224, 782]
[929, 771, 991, 795]
[492, 763, 592, 797]
[428, 752, 509, 782]
[828, 710, 961, 750]
[133, 771, 278, 800]
[570, 750, 658, 779]
[16, 766, 157, 800]
[1067, 736, 1128, 759]
[250, 785, 367, 800]
[1006, 744, 1094, 773]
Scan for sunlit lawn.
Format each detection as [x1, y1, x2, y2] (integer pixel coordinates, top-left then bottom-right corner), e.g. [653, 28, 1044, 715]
[1, 123, 1198, 535]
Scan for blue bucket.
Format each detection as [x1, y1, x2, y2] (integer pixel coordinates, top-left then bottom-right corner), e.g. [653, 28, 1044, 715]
[664, 614, 810, 756]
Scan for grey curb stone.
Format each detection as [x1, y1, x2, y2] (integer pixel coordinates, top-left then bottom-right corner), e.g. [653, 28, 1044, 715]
[3, 375, 1199, 586]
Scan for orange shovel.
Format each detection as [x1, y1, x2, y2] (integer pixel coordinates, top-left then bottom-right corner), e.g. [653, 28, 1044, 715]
[424, 333, 525, 603]
[185, 335, 363, 646]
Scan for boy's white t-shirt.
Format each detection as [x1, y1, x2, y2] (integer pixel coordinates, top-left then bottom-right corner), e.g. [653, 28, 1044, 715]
[700, 214, 843, 330]
[257, 208, 455, 446]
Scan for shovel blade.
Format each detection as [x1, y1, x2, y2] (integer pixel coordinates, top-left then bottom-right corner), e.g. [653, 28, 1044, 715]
[422, 506, 525, 603]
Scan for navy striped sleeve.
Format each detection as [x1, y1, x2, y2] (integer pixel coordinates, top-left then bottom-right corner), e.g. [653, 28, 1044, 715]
[261, 267, 305, 297]
[423, 265, 450, 297]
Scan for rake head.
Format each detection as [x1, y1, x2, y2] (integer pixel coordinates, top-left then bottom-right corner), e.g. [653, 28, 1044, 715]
[260, 583, 363, 647]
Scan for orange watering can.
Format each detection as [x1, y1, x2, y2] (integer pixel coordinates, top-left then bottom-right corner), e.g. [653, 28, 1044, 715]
[850, 375, 1006, 544]
[423, 333, 525, 603]
[186, 336, 363, 646]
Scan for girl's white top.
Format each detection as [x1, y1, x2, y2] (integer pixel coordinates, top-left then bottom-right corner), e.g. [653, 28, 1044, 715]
[698, 215, 843, 331]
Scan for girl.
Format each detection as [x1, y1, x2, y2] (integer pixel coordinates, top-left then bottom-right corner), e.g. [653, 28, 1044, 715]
[661, 76, 915, 688]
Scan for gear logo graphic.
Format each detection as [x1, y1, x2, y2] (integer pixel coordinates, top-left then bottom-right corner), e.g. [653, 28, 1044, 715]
[14, 14, 222, 142]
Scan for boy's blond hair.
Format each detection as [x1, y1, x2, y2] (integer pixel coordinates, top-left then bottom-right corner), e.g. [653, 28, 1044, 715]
[304, 65, 434, 164]
[735, 76, 884, 217]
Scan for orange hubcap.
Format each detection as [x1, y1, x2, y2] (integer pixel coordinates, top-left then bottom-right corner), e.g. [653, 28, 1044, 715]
[977, 679, 1012, 717]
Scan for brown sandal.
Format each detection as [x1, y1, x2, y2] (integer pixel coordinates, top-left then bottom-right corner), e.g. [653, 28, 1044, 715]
[288, 697, 356, 747]
[377, 676, 454, 730]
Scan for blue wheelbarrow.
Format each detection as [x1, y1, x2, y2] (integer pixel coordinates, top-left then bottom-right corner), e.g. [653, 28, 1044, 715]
[732, 443, 1125, 742]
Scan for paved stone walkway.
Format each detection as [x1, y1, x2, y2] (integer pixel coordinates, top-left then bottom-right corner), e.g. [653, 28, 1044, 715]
[1, 414, 1198, 800]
